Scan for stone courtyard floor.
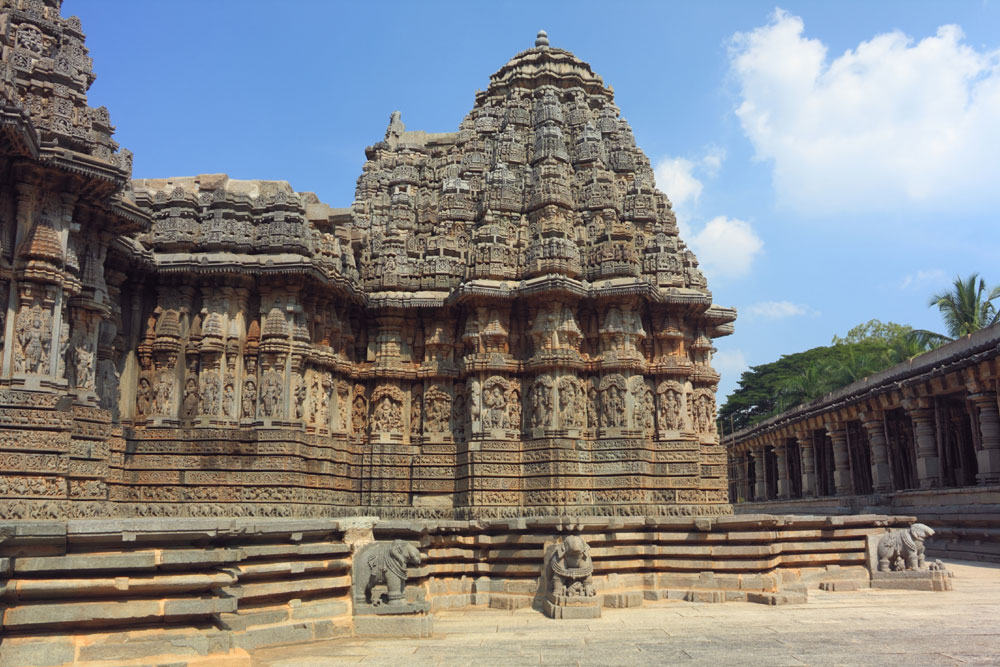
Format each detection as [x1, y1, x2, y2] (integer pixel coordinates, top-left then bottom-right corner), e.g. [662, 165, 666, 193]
[250, 560, 1000, 666]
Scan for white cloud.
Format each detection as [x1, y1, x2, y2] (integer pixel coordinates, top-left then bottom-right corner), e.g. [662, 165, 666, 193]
[744, 300, 819, 319]
[898, 268, 947, 290]
[653, 150, 762, 279]
[731, 10, 1000, 213]
[713, 348, 749, 395]
[688, 216, 763, 279]
[700, 146, 726, 176]
[653, 156, 703, 211]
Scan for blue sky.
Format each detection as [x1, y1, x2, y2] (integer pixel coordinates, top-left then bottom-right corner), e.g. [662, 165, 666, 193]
[64, 1, 1000, 400]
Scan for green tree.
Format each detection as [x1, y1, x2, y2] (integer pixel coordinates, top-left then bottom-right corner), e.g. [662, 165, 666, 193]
[718, 319, 938, 437]
[919, 273, 1000, 341]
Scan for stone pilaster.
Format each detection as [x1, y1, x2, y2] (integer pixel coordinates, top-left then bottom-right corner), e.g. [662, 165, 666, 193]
[969, 392, 1000, 484]
[860, 412, 893, 493]
[907, 404, 941, 488]
[751, 447, 767, 501]
[795, 431, 815, 497]
[826, 423, 852, 495]
[774, 440, 789, 499]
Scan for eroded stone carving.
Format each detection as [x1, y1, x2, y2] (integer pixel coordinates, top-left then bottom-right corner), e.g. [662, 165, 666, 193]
[483, 376, 509, 430]
[599, 374, 627, 428]
[877, 523, 936, 572]
[543, 534, 600, 619]
[353, 539, 423, 607]
[371, 385, 403, 434]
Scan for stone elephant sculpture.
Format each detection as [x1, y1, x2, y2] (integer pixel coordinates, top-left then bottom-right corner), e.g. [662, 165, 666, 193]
[877, 523, 935, 572]
[546, 534, 596, 598]
[353, 539, 423, 606]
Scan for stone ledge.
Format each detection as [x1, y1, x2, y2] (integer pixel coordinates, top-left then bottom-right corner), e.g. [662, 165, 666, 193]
[353, 613, 434, 637]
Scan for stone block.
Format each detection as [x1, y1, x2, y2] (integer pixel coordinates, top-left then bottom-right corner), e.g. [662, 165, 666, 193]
[870, 569, 953, 591]
[311, 618, 351, 639]
[353, 613, 434, 637]
[77, 628, 231, 662]
[818, 580, 866, 591]
[354, 600, 429, 616]
[0, 638, 76, 667]
[543, 597, 601, 619]
[288, 599, 349, 620]
[216, 607, 289, 631]
[686, 590, 725, 603]
[233, 622, 314, 650]
[488, 594, 533, 610]
[602, 591, 642, 608]
[746, 591, 808, 605]
[13, 551, 157, 573]
[3, 599, 163, 629]
[163, 596, 237, 617]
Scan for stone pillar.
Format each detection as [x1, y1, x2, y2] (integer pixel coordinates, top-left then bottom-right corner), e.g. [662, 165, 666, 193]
[826, 423, 853, 495]
[908, 405, 941, 488]
[751, 447, 767, 501]
[861, 412, 893, 493]
[774, 440, 789, 499]
[969, 392, 1000, 484]
[795, 431, 815, 497]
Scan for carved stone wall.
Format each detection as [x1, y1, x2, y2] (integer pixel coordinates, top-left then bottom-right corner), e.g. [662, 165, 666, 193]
[0, 7, 736, 520]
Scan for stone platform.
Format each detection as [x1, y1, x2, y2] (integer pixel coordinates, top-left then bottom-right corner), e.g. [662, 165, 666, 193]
[249, 559, 1000, 666]
[0, 513, 930, 665]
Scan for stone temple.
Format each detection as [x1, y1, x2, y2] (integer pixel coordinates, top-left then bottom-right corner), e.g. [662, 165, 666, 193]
[0, 4, 946, 662]
[0, 12, 736, 520]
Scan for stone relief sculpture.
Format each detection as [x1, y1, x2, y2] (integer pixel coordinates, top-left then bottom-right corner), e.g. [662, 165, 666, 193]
[14, 302, 52, 374]
[410, 386, 422, 436]
[558, 376, 585, 429]
[371, 385, 403, 434]
[201, 373, 220, 415]
[629, 376, 654, 434]
[336, 381, 351, 431]
[152, 372, 173, 416]
[259, 369, 283, 418]
[482, 376, 509, 430]
[352, 386, 368, 433]
[424, 385, 451, 433]
[529, 376, 552, 429]
[507, 382, 522, 432]
[241, 379, 257, 419]
[599, 375, 627, 428]
[221, 381, 235, 418]
[451, 384, 467, 441]
[877, 523, 936, 572]
[136, 376, 152, 418]
[656, 381, 684, 432]
[75, 340, 95, 389]
[292, 375, 307, 420]
[181, 377, 199, 418]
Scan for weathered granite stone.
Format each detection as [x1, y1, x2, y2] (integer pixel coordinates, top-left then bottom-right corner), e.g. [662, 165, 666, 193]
[542, 534, 601, 619]
[877, 522, 935, 571]
[352, 539, 424, 609]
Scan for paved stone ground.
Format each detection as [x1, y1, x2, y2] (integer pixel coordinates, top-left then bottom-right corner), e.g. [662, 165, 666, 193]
[251, 560, 1000, 666]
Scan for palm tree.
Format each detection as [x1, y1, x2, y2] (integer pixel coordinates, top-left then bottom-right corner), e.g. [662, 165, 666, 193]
[913, 273, 1000, 344]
